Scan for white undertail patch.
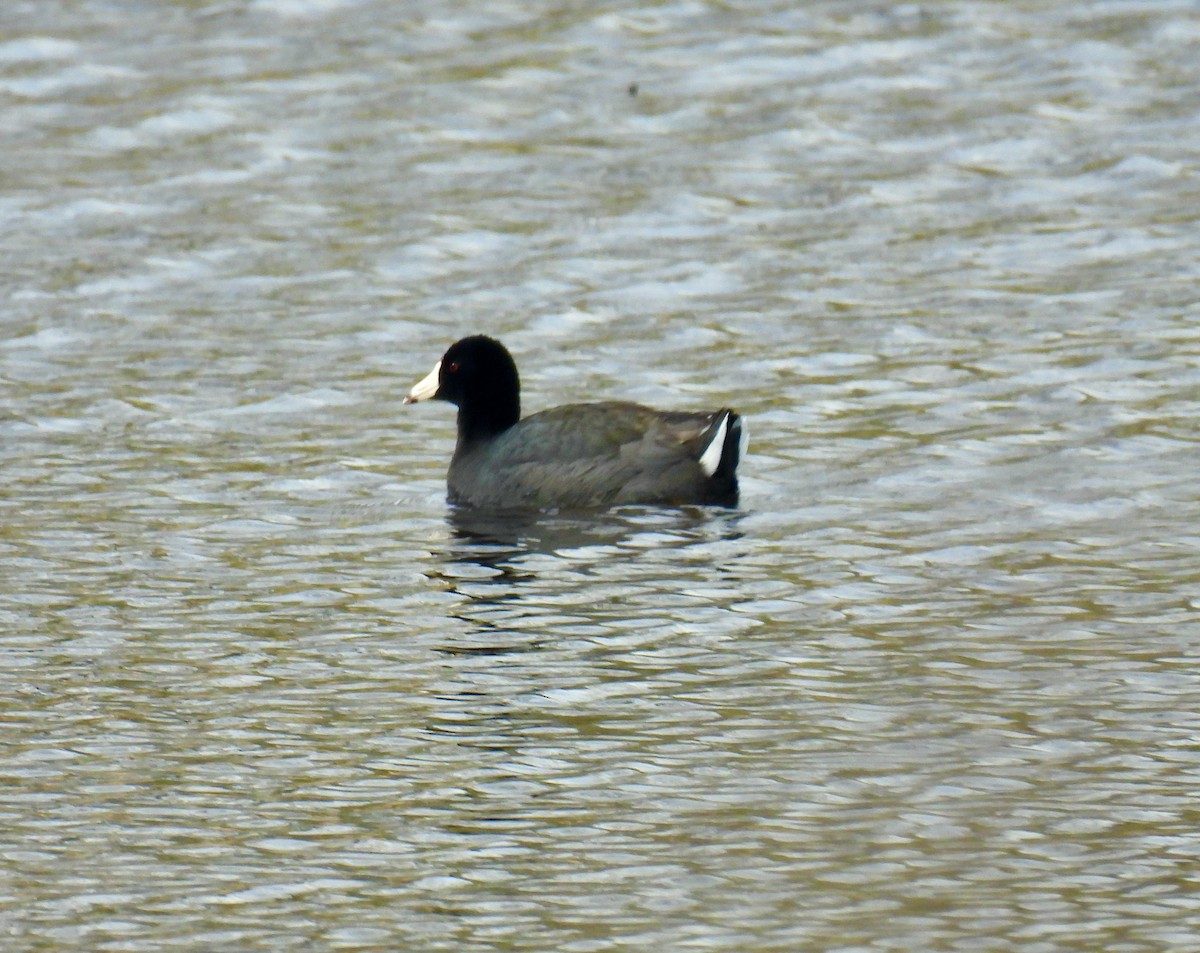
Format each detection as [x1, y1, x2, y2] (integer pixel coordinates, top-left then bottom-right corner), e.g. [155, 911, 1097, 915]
[698, 412, 730, 477]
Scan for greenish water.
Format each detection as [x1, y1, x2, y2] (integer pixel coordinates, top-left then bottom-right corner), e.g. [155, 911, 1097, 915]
[2, 2, 1198, 951]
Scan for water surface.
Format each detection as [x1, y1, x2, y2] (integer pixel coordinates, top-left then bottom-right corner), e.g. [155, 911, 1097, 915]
[2, 1, 1199, 950]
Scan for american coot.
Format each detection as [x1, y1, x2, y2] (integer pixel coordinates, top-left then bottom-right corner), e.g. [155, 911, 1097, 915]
[405, 336, 746, 509]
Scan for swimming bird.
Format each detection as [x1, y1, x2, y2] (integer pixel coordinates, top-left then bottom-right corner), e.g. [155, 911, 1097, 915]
[405, 335, 745, 509]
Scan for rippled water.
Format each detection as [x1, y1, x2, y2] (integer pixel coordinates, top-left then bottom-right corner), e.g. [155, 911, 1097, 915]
[3, 1, 1199, 950]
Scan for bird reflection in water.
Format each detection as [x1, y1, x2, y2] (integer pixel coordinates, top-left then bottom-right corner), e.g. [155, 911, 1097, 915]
[424, 505, 746, 657]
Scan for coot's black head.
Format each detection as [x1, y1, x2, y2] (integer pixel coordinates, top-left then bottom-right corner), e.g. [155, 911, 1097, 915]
[405, 335, 521, 440]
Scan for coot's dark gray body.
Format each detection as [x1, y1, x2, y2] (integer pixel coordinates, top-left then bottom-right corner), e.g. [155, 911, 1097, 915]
[406, 336, 744, 510]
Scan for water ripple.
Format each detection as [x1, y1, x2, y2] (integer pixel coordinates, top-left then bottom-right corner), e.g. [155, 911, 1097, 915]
[2, 1, 1198, 950]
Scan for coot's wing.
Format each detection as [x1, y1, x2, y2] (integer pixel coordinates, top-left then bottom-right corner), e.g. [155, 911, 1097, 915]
[461, 403, 732, 507]
[492, 402, 721, 465]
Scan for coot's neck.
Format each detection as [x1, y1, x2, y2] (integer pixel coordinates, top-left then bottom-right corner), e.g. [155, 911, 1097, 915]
[456, 394, 520, 446]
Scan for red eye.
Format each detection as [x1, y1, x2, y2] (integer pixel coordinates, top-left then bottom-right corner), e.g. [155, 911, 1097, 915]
[446, 361, 460, 374]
